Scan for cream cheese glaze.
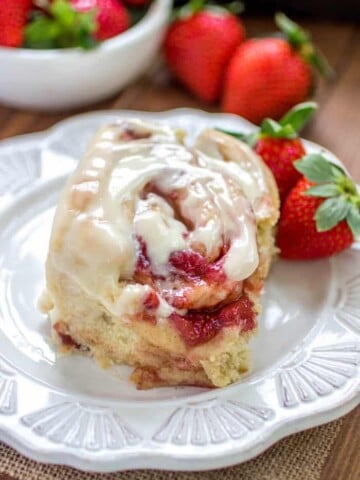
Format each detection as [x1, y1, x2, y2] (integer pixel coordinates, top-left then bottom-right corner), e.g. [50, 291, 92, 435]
[47, 119, 271, 320]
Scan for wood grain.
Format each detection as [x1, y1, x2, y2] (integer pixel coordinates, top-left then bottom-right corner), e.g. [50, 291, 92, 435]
[307, 26, 360, 179]
[320, 406, 360, 480]
[0, 17, 359, 480]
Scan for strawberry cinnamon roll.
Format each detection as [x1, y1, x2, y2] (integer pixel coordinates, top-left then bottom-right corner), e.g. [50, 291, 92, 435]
[42, 119, 279, 389]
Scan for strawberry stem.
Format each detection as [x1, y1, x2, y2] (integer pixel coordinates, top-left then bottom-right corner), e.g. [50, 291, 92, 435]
[220, 1, 244, 15]
[275, 12, 335, 80]
[215, 128, 258, 147]
[217, 102, 317, 144]
[25, 0, 97, 49]
[188, 0, 205, 13]
[279, 101, 317, 133]
[175, 0, 244, 20]
[258, 101, 317, 139]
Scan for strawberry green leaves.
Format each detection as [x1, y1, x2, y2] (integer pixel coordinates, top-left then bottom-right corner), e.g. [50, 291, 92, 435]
[175, 0, 244, 20]
[259, 118, 296, 139]
[275, 13, 334, 79]
[295, 153, 360, 237]
[218, 101, 317, 144]
[215, 128, 258, 146]
[295, 154, 345, 183]
[275, 13, 308, 48]
[315, 196, 350, 232]
[25, 0, 97, 49]
[347, 206, 360, 238]
[279, 101, 317, 133]
[259, 101, 317, 139]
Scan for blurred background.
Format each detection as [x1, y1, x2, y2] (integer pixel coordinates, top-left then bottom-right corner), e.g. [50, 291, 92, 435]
[0, 0, 359, 177]
[241, 0, 360, 20]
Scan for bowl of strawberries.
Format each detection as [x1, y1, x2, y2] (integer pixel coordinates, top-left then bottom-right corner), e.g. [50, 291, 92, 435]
[0, 0, 171, 110]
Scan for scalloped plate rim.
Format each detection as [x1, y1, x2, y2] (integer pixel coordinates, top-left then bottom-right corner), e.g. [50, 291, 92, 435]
[0, 392, 358, 472]
[0, 108, 359, 472]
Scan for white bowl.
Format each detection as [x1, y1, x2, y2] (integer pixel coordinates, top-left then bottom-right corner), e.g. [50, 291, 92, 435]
[0, 0, 171, 111]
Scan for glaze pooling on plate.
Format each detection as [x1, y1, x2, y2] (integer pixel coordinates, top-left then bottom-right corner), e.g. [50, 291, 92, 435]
[0, 109, 358, 472]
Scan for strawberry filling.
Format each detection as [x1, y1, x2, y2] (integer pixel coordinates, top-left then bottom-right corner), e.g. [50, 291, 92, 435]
[134, 231, 251, 346]
[54, 321, 81, 349]
[170, 295, 255, 347]
[169, 250, 208, 276]
[143, 290, 160, 310]
[136, 237, 151, 272]
[169, 250, 226, 282]
[163, 249, 232, 309]
[120, 126, 151, 141]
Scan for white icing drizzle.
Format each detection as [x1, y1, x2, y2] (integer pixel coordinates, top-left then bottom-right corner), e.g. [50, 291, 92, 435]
[47, 119, 272, 319]
[134, 194, 187, 276]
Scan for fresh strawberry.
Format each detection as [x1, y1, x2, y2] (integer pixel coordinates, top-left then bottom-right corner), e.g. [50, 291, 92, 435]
[222, 13, 333, 124]
[72, 0, 130, 40]
[164, 1, 245, 103]
[219, 102, 317, 201]
[277, 154, 360, 259]
[95, 0, 130, 40]
[256, 138, 305, 202]
[0, 0, 32, 47]
[254, 102, 317, 201]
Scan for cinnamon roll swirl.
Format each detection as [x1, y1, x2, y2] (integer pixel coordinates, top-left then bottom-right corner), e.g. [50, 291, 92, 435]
[42, 119, 279, 389]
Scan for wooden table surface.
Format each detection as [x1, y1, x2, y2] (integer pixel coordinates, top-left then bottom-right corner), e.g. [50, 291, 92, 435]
[0, 16, 359, 480]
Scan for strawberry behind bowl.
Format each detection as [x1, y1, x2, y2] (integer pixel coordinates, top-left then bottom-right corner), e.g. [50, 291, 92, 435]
[222, 14, 334, 124]
[164, 1, 246, 103]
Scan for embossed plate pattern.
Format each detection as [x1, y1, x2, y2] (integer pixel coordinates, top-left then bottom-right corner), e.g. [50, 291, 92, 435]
[0, 109, 358, 472]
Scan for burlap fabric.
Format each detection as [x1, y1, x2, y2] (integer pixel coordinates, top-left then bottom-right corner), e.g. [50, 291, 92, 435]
[0, 418, 343, 480]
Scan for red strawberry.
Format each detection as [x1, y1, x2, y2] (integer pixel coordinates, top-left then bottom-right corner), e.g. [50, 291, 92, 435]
[277, 154, 360, 259]
[253, 102, 318, 201]
[164, 4, 245, 103]
[72, 0, 130, 41]
[256, 137, 305, 202]
[0, 0, 32, 47]
[220, 102, 317, 201]
[222, 13, 333, 124]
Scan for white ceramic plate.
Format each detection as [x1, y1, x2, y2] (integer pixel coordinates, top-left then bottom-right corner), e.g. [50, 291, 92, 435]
[0, 109, 359, 472]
